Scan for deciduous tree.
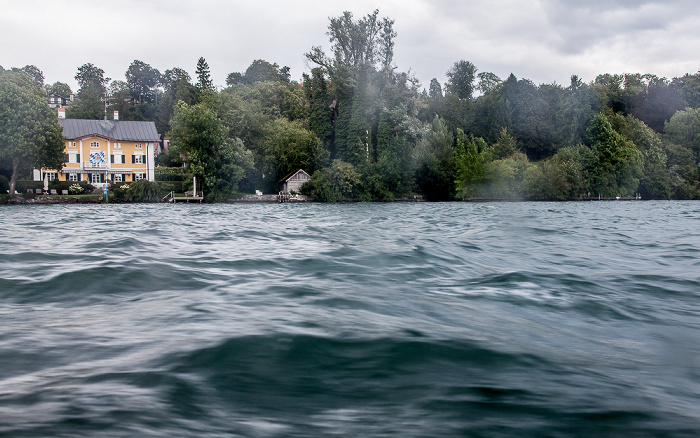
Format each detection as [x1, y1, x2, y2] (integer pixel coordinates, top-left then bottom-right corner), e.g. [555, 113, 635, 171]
[170, 102, 253, 200]
[0, 71, 65, 194]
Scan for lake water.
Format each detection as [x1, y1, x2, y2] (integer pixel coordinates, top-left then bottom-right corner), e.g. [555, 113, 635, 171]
[1, 201, 699, 437]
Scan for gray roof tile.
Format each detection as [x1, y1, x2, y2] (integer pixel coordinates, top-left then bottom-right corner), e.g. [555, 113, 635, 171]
[58, 119, 160, 142]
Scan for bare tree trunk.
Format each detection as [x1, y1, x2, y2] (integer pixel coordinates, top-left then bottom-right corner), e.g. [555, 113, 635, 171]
[9, 158, 19, 195]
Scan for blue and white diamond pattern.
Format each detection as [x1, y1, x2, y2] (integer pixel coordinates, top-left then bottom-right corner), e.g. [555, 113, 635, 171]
[90, 151, 106, 164]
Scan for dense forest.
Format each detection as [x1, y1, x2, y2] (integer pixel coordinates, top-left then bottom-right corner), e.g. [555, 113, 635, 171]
[3, 10, 700, 201]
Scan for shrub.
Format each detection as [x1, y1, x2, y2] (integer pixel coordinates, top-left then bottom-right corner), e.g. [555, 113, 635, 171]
[110, 183, 131, 203]
[15, 180, 42, 193]
[158, 181, 184, 195]
[155, 167, 188, 181]
[48, 180, 93, 194]
[125, 179, 160, 202]
[68, 184, 84, 195]
[0, 175, 9, 194]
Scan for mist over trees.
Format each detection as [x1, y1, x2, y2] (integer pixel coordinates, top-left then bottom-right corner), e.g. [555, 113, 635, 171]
[3, 10, 700, 200]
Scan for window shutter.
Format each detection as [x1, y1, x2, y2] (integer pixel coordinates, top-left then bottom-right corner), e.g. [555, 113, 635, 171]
[77, 154, 80, 162]
[111, 155, 114, 163]
[122, 155, 125, 164]
[132, 155, 135, 164]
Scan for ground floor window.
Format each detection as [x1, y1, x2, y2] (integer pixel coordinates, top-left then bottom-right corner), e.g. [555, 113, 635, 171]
[44, 172, 57, 181]
[133, 173, 146, 181]
[113, 174, 123, 182]
[68, 173, 78, 182]
[90, 173, 105, 184]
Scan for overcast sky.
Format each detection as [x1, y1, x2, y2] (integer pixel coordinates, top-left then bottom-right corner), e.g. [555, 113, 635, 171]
[2, 0, 699, 93]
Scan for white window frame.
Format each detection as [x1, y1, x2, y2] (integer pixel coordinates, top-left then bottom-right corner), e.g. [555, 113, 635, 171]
[45, 172, 57, 181]
[90, 141, 100, 148]
[134, 154, 144, 164]
[135, 143, 143, 149]
[69, 153, 78, 164]
[91, 173, 101, 184]
[68, 173, 78, 182]
[114, 143, 121, 149]
[69, 142, 77, 148]
[113, 174, 123, 182]
[134, 173, 145, 181]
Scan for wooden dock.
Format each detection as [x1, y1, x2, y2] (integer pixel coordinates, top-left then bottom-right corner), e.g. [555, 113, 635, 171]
[162, 191, 204, 203]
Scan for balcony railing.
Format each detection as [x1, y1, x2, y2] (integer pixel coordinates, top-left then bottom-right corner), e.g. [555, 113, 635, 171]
[83, 161, 106, 169]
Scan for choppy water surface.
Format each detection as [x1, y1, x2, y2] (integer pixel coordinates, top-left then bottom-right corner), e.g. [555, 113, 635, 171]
[1, 201, 699, 437]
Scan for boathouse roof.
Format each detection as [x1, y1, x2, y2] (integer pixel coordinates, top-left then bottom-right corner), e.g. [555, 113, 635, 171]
[279, 169, 311, 183]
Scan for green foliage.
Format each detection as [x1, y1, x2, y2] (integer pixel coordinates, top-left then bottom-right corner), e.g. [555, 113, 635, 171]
[454, 129, 490, 199]
[491, 127, 517, 159]
[125, 60, 161, 104]
[309, 160, 361, 202]
[428, 78, 442, 99]
[0, 174, 9, 194]
[618, 116, 671, 199]
[13, 14, 699, 202]
[664, 108, 700, 157]
[413, 116, 455, 201]
[672, 72, 700, 109]
[480, 152, 530, 199]
[124, 179, 160, 202]
[665, 143, 700, 199]
[263, 118, 326, 184]
[477, 72, 502, 95]
[155, 166, 188, 181]
[66, 81, 104, 119]
[551, 144, 595, 197]
[303, 68, 334, 147]
[46, 81, 72, 97]
[0, 71, 65, 194]
[244, 59, 291, 84]
[195, 57, 214, 92]
[523, 160, 570, 200]
[75, 63, 107, 92]
[170, 102, 253, 200]
[157, 181, 184, 195]
[46, 180, 91, 193]
[15, 179, 43, 193]
[445, 60, 477, 100]
[11, 65, 44, 86]
[587, 112, 643, 196]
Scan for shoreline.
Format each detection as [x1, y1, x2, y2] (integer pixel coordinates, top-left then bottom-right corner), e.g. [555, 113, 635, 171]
[1, 194, 659, 205]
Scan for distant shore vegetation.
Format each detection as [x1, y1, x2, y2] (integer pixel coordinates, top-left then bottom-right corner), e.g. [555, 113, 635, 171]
[2, 10, 700, 201]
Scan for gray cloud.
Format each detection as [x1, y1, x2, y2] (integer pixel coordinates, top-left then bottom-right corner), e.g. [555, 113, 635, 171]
[1, 0, 697, 93]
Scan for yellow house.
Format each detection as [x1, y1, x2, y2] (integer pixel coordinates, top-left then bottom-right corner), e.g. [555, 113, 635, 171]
[37, 116, 160, 185]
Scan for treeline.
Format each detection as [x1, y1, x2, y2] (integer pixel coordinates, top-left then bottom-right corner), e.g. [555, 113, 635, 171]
[4, 9, 700, 201]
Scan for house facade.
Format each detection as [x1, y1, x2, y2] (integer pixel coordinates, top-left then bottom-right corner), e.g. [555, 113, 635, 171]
[280, 169, 311, 193]
[36, 116, 160, 186]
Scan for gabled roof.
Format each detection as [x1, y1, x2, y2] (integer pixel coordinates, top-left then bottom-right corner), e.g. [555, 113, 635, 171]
[279, 169, 311, 183]
[58, 119, 160, 142]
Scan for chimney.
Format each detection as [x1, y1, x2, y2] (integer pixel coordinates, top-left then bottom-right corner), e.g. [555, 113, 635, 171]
[58, 107, 66, 119]
[114, 111, 119, 121]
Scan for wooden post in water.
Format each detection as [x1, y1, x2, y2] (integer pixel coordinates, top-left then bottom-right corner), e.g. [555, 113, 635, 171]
[193, 177, 197, 198]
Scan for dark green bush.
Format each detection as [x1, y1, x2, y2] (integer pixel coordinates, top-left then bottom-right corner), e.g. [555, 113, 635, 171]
[155, 167, 188, 182]
[0, 175, 9, 194]
[125, 179, 160, 202]
[158, 181, 183, 195]
[49, 180, 92, 193]
[15, 180, 43, 193]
